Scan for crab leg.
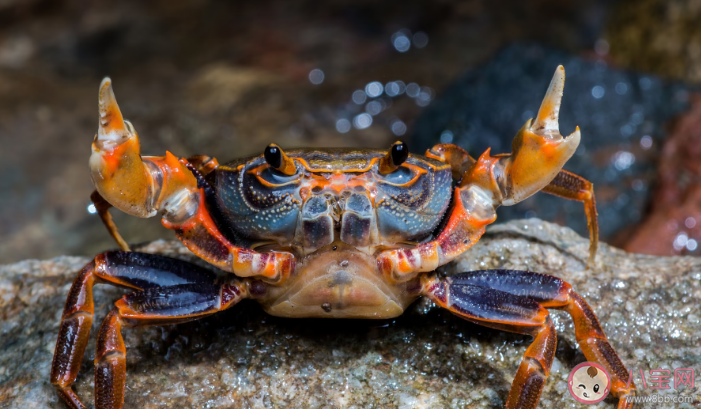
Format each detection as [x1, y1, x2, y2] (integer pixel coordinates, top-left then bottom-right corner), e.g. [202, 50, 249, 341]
[89, 79, 293, 282]
[422, 274, 558, 409]
[50, 252, 221, 409]
[542, 170, 598, 266]
[379, 66, 584, 282]
[50, 251, 247, 409]
[95, 282, 247, 409]
[90, 190, 130, 251]
[429, 270, 636, 408]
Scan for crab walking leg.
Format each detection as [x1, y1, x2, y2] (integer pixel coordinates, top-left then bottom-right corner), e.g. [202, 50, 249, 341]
[50, 252, 218, 409]
[89, 78, 293, 282]
[422, 275, 557, 409]
[542, 170, 599, 266]
[90, 190, 130, 251]
[94, 282, 247, 409]
[453, 270, 636, 407]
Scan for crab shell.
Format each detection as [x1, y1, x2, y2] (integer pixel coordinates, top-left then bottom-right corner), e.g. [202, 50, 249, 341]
[209, 149, 452, 318]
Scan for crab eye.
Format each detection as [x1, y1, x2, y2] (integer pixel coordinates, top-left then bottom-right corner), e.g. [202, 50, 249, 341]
[264, 144, 282, 168]
[379, 141, 409, 174]
[263, 143, 296, 176]
[391, 141, 408, 167]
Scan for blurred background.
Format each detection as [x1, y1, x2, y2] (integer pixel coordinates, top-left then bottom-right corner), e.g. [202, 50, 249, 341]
[2, 0, 701, 264]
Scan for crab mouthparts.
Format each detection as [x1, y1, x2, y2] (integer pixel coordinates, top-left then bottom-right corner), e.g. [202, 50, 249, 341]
[261, 244, 419, 319]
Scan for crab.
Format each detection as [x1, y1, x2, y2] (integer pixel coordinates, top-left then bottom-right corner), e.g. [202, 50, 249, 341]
[51, 66, 636, 409]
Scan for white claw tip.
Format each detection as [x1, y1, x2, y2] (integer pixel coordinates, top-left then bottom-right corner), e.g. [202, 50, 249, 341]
[97, 76, 129, 144]
[532, 65, 565, 138]
[100, 76, 112, 89]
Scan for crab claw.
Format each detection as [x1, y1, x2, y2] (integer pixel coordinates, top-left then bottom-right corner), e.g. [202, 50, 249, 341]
[461, 65, 580, 206]
[503, 65, 580, 205]
[90, 78, 158, 218]
[96, 78, 134, 150]
[531, 65, 566, 138]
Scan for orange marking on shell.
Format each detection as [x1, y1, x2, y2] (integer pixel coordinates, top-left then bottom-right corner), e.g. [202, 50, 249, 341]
[248, 163, 302, 188]
[299, 187, 311, 201]
[97, 138, 135, 177]
[539, 136, 559, 160]
[460, 148, 499, 188]
[396, 250, 414, 273]
[435, 187, 493, 256]
[164, 152, 189, 183]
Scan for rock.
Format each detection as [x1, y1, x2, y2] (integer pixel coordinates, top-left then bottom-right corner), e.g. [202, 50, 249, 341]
[1, 219, 700, 408]
[410, 43, 692, 243]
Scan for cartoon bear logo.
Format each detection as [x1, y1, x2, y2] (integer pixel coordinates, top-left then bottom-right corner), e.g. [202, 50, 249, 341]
[568, 362, 611, 404]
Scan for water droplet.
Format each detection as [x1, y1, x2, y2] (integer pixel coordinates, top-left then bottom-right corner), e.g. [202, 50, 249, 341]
[640, 135, 653, 149]
[385, 82, 401, 97]
[413, 31, 428, 48]
[391, 120, 406, 136]
[336, 119, 351, 134]
[685, 217, 696, 229]
[406, 83, 420, 98]
[615, 82, 628, 95]
[639, 77, 652, 90]
[365, 100, 383, 116]
[595, 39, 609, 56]
[674, 232, 689, 251]
[392, 31, 411, 52]
[308, 69, 324, 85]
[365, 81, 383, 98]
[352, 90, 367, 104]
[353, 113, 373, 130]
[687, 238, 698, 251]
[613, 151, 635, 170]
[440, 130, 453, 143]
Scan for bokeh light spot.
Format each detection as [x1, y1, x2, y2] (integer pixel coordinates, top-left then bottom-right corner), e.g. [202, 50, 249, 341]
[336, 119, 351, 133]
[308, 69, 324, 85]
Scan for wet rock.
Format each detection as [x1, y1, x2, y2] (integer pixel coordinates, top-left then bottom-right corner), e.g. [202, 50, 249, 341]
[1, 219, 699, 408]
[411, 43, 692, 243]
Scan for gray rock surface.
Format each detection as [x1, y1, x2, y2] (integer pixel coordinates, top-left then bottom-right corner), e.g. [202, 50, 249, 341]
[0, 219, 699, 408]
